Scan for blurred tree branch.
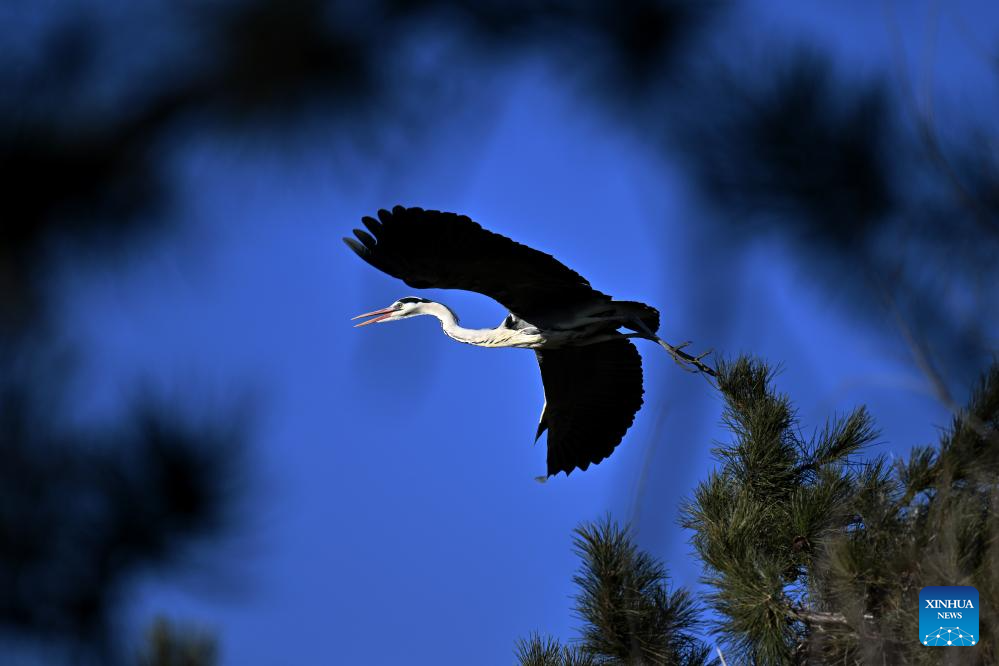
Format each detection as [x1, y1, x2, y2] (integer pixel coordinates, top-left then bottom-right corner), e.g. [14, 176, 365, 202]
[137, 617, 218, 666]
[0, 355, 245, 663]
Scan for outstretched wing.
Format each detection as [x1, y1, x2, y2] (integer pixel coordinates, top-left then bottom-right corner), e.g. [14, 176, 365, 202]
[535, 338, 644, 477]
[343, 206, 611, 326]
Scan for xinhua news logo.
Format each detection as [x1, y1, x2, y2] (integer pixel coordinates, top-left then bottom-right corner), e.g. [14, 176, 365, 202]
[919, 586, 979, 647]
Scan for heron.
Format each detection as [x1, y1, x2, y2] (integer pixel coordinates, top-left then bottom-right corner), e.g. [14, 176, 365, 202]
[344, 206, 715, 478]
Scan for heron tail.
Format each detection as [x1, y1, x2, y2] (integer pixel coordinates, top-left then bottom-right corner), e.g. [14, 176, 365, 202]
[616, 301, 660, 334]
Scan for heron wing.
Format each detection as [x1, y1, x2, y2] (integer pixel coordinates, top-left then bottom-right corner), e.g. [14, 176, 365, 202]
[534, 338, 644, 477]
[343, 206, 611, 325]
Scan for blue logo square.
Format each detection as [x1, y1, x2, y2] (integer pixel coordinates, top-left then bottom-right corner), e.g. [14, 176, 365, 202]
[920, 586, 979, 646]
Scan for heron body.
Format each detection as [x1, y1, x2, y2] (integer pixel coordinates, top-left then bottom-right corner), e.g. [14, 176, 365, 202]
[381, 300, 660, 350]
[345, 206, 712, 477]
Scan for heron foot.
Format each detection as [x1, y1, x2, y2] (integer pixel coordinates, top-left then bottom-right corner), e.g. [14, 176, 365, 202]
[629, 319, 718, 377]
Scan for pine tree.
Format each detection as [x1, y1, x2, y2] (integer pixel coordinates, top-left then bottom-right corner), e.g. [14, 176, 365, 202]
[527, 357, 999, 665]
[681, 357, 999, 664]
[516, 518, 714, 666]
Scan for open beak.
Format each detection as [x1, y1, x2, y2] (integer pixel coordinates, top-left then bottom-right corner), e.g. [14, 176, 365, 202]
[351, 306, 397, 327]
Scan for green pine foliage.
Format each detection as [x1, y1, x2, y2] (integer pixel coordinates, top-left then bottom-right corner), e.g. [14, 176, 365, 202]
[517, 518, 714, 665]
[515, 633, 599, 666]
[681, 357, 999, 664]
[527, 357, 999, 665]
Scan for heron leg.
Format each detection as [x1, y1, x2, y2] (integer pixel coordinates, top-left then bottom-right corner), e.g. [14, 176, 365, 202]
[573, 332, 643, 347]
[630, 320, 717, 377]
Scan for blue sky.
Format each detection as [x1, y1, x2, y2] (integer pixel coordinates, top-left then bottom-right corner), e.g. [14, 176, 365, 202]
[18, 1, 998, 663]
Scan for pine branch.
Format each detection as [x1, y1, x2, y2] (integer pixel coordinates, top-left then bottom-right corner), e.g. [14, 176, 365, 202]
[800, 407, 879, 475]
[518, 518, 713, 666]
[695, 357, 999, 663]
[515, 634, 598, 666]
[572, 518, 710, 665]
[938, 361, 999, 478]
[530, 359, 999, 665]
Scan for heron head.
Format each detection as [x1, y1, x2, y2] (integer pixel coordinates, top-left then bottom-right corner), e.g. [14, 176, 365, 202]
[351, 296, 432, 327]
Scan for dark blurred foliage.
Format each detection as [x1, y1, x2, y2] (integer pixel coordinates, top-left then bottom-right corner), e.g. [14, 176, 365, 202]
[0, 345, 244, 663]
[137, 617, 218, 666]
[4, 0, 993, 381]
[675, 53, 897, 236]
[516, 518, 713, 665]
[0, 4, 722, 655]
[3, 0, 997, 662]
[667, 50, 999, 396]
[0, 0, 719, 331]
[682, 356, 999, 664]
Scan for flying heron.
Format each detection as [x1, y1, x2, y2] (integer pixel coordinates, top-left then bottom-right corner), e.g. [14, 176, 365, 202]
[345, 206, 714, 478]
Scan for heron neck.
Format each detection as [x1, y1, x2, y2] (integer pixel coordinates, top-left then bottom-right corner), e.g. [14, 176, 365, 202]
[424, 302, 486, 345]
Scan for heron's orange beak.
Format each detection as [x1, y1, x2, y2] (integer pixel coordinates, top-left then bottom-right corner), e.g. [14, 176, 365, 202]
[351, 306, 397, 327]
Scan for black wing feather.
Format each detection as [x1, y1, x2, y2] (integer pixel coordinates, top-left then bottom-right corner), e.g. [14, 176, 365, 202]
[535, 338, 644, 477]
[361, 215, 382, 235]
[343, 206, 611, 325]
